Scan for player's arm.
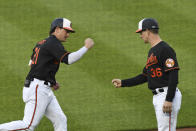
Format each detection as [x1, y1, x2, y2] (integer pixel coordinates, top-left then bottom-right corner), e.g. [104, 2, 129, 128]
[67, 38, 94, 64]
[112, 74, 147, 88]
[163, 69, 179, 113]
[46, 38, 94, 64]
[112, 67, 148, 88]
[121, 73, 147, 87]
[161, 46, 180, 113]
[161, 47, 180, 102]
[166, 69, 178, 102]
[63, 38, 94, 64]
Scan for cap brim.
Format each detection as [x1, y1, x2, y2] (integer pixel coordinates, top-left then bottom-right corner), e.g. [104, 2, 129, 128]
[63, 27, 75, 33]
[136, 29, 142, 33]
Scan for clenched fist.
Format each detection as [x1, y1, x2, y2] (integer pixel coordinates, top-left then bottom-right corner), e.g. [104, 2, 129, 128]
[112, 79, 122, 88]
[84, 38, 94, 49]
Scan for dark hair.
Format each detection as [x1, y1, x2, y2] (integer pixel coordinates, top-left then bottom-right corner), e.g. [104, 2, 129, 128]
[49, 27, 57, 35]
[149, 28, 159, 34]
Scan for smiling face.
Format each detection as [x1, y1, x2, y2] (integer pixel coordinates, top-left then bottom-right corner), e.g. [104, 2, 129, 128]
[53, 27, 70, 42]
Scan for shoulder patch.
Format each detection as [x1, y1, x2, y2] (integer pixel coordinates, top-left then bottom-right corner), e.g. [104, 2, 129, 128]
[165, 58, 175, 68]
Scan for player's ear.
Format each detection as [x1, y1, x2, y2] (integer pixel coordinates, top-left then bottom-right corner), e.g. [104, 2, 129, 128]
[147, 29, 151, 36]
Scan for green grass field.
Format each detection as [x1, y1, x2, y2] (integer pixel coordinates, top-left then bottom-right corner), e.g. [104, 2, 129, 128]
[0, 0, 196, 130]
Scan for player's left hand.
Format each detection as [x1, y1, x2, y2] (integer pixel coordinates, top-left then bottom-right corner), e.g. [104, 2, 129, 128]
[52, 82, 60, 91]
[163, 101, 172, 113]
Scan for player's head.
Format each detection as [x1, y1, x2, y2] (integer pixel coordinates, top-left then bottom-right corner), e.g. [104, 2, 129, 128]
[50, 18, 75, 34]
[49, 18, 75, 42]
[136, 18, 159, 43]
[136, 18, 159, 34]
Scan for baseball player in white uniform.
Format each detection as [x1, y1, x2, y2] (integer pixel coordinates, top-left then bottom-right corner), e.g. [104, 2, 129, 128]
[112, 18, 182, 131]
[0, 18, 94, 131]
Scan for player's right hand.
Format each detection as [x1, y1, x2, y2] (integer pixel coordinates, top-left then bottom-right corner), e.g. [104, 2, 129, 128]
[84, 38, 94, 49]
[163, 101, 173, 113]
[112, 79, 122, 88]
[52, 82, 60, 91]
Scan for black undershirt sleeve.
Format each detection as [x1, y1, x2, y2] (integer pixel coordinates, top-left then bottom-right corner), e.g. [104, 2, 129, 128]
[121, 74, 147, 87]
[166, 69, 179, 102]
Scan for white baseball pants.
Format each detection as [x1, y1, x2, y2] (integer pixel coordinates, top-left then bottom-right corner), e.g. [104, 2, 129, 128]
[153, 87, 182, 131]
[0, 78, 67, 131]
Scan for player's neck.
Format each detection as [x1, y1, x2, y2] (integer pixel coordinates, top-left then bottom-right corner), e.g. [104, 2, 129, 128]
[149, 35, 162, 48]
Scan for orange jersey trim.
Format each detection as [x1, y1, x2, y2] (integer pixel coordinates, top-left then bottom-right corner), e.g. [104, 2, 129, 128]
[165, 67, 179, 72]
[169, 112, 171, 131]
[60, 52, 69, 62]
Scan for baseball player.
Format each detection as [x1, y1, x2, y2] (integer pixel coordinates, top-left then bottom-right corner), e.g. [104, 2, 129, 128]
[0, 18, 94, 131]
[112, 18, 182, 131]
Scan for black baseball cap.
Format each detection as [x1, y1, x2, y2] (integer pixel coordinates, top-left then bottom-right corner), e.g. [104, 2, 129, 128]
[49, 18, 75, 34]
[136, 18, 159, 33]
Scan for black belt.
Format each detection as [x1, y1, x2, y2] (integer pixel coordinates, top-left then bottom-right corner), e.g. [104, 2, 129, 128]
[24, 78, 52, 87]
[152, 88, 164, 95]
[44, 81, 52, 87]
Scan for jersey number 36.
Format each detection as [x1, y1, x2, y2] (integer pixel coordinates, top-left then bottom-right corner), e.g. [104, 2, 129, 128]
[151, 68, 162, 77]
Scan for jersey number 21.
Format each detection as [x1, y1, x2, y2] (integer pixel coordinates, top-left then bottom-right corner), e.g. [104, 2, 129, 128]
[31, 47, 40, 65]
